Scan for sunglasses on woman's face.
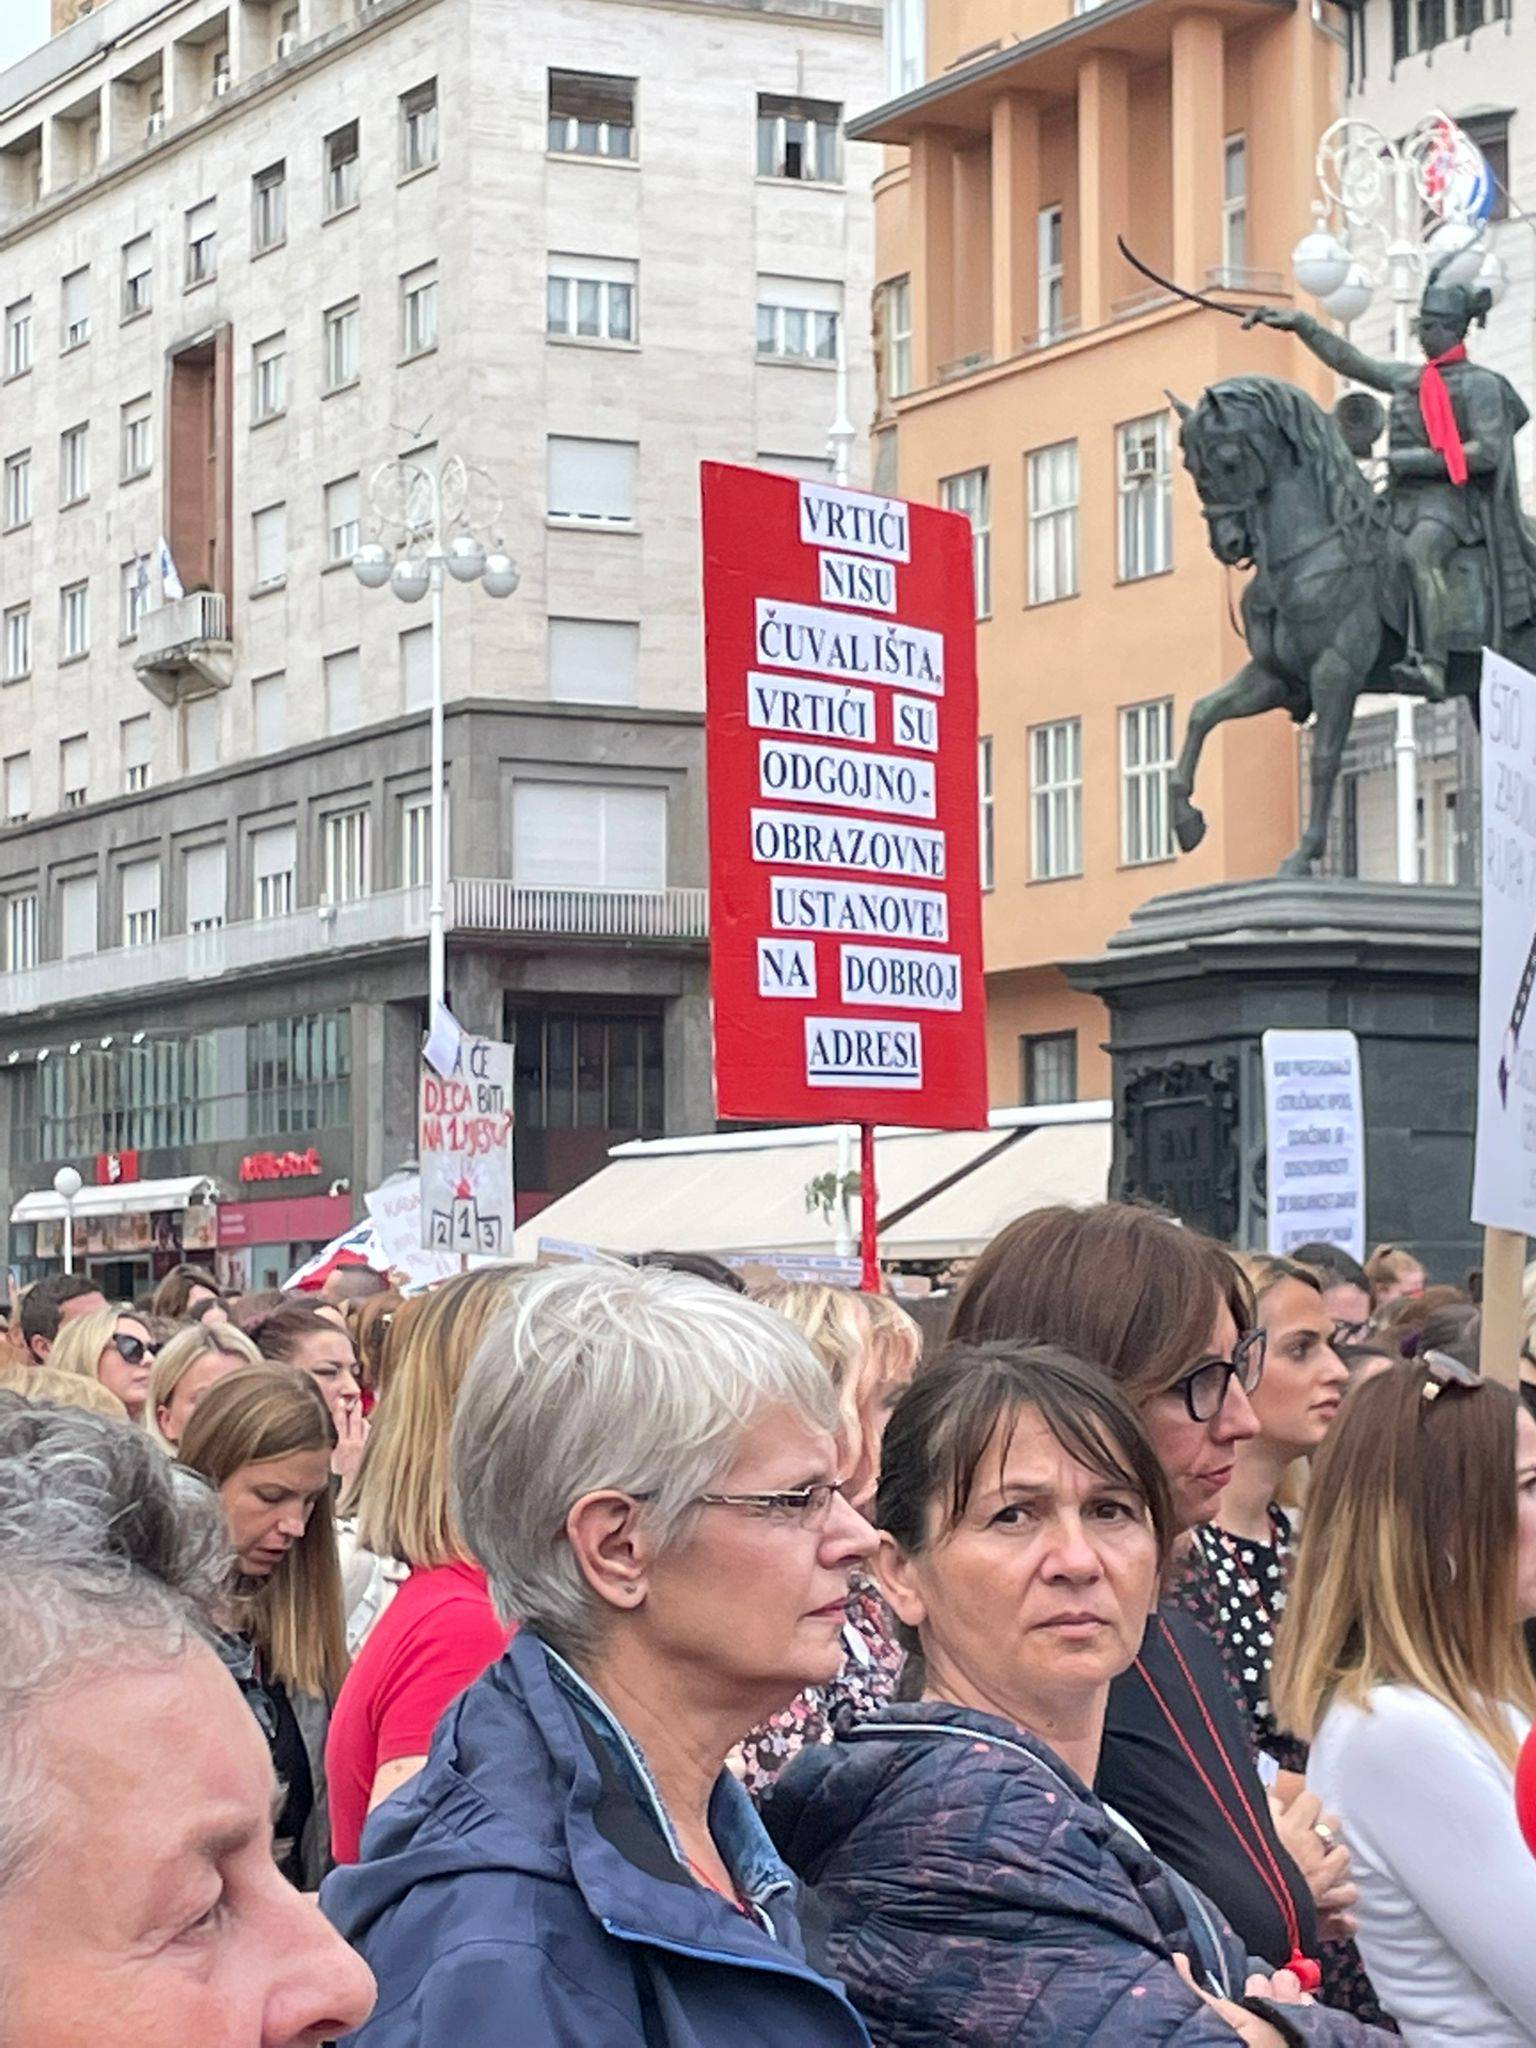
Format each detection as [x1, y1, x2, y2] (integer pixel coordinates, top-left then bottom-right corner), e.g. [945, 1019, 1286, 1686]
[1170, 1328, 1267, 1423]
[111, 1331, 157, 1365]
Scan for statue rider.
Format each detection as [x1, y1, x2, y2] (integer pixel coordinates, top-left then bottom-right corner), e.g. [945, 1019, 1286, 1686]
[1247, 270, 1536, 701]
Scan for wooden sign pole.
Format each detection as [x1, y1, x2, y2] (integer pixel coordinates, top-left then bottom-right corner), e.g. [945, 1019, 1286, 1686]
[1479, 1224, 1526, 1389]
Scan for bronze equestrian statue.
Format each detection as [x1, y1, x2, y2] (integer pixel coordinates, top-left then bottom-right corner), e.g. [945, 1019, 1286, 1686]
[1168, 270, 1536, 874]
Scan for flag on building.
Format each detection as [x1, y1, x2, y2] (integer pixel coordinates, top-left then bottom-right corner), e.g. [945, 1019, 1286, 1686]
[157, 535, 184, 603]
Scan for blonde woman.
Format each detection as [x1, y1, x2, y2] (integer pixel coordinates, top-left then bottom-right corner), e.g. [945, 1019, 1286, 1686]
[325, 1267, 523, 1863]
[1275, 1359, 1536, 2045]
[146, 1320, 262, 1447]
[48, 1302, 157, 1423]
[1364, 1243, 1427, 1306]
[178, 1364, 347, 1888]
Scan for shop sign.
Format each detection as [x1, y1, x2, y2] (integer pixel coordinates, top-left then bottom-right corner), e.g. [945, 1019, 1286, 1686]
[96, 1150, 140, 1185]
[239, 1147, 322, 1184]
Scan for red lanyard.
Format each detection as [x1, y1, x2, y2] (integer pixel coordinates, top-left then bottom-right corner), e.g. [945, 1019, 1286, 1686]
[1134, 1616, 1321, 1992]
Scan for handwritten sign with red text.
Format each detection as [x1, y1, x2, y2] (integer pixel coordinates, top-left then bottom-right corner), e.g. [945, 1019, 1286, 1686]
[418, 1034, 515, 1255]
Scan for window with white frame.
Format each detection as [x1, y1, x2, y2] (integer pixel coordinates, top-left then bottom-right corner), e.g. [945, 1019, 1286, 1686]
[549, 618, 640, 705]
[400, 79, 438, 174]
[886, 0, 925, 94]
[1027, 440, 1079, 604]
[1030, 717, 1083, 880]
[3, 448, 29, 529]
[546, 256, 635, 345]
[325, 647, 361, 733]
[400, 263, 438, 358]
[885, 275, 912, 401]
[4, 604, 30, 681]
[324, 476, 360, 564]
[323, 807, 371, 903]
[1037, 205, 1064, 342]
[513, 781, 667, 890]
[4, 297, 31, 376]
[252, 672, 286, 754]
[252, 503, 287, 590]
[120, 394, 152, 481]
[184, 841, 226, 932]
[756, 276, 840, 363]
[252, 332, 286, 422]
[121, 234, 152, 318]
[120, 558, 149, 639]
[401, 792, 433, 888]
[61, 268, 90, 350]
[59, 422, 88, 506]
[211, 44, 231, 95]
[979, 735, 995, 891]
[252, 822, 297, 919]
[121, 859, 161, 947]
[323, 299, 359, 390]
[184, 199, 217, 287]
[61, 734, 87, 808]
[756, 95, 841, 182]
[400, 626, 432, 711]
[121, 715, 151, 791]
[182, 694, 218, 776]
[60, 581, 90, 660]
[1121, 698, 1175, 865]
[252, 162, 286, 254]
[1222, 135, 1248, 278]
[547, 70, 635, 158]
[4, 752, 30, 825]
[1118, 413, 1173, 580]
[941, 469, 991, 618]
[324, 120, 360, 216]
[59, 873, 98, 957]
[4, 891, 38, 971]
[547, 436, 638, 526]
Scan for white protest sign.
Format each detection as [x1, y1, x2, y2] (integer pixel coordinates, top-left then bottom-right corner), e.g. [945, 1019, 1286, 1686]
[1473, 651, 1536, 1234]
[1262, 1028, 1366, 1260]
[363, 1175, 462, 1290]
[418, 1033, 516, 1256]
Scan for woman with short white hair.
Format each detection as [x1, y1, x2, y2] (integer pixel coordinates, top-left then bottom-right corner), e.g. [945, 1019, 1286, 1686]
[322, 1260, 877, 2048]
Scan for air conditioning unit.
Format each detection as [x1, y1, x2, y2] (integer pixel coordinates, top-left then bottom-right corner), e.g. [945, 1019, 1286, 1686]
[146, 109, 165, 137]
[276, 29, 297, 56]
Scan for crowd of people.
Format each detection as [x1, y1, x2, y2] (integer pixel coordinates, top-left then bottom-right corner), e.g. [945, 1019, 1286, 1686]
[0, 1220, 1531, 2048]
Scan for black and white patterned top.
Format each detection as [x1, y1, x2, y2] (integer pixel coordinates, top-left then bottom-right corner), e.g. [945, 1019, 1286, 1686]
[1171, 1505, 1307, 1774]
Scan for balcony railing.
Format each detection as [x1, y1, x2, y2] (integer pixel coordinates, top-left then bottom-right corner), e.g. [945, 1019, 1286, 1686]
[134, 590, 234, 706]
[136, 590, 229, 660]
[450, 880, 709, 939]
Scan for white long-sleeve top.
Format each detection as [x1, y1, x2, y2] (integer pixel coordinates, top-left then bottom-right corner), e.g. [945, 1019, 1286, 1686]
[1309, 1684, 1536, 2046]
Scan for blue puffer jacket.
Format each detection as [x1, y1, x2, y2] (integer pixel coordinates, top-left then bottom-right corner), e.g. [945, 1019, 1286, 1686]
[762, 1702, 1395, 2048]
[321, 1630, 872, 2048]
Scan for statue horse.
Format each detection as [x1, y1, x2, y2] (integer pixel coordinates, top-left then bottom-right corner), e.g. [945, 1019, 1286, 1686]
[1168, 375, 1536, 876]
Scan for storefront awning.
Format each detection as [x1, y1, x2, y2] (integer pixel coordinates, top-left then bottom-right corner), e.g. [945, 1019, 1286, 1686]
[10, 1174, 219, 1225]
[878, 1120, 1113, 1259]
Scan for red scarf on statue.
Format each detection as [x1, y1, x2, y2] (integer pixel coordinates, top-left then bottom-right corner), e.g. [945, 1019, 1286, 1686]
[1419, 344, 1470, 486]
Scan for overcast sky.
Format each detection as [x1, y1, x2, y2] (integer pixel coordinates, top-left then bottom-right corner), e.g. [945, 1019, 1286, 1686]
[0, 0, 51, 74]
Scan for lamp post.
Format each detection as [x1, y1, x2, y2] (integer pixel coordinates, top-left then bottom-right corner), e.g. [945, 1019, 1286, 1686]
[1290, 112, 1505, 885]
[353, 455, 518, 1017]
[52, 1165, 82, 1275]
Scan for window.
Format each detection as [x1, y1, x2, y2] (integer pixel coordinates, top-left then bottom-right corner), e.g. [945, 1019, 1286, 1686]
[513, 782, 666, 890]
[246, 1012, 352, 1135]
[1037, 205, 1064, 342]
[400, 80, 438, 173]
[252, 162, 286, 253]
[61, 734, 87, 808]
[4, 752, 30, 825]
[4, 892, 38, 971]
[252, 672, 285, 754]
[513, 1007, 665, 1133]
[4, 604, 30, 680]
[548, 70, 634, 159]
[401, 792, 432, 886]
[941, 468, 991, 619]
[252, 822, 297, 919]
[182, 695, 218, 775]
[547, 435, 638, 526]
[212, 45, 231, 96]
[184, 842, 226, 932]
[400, 263, 438, 357]
[60, 581, 90, 661]
[252, 503, 287, 590]
[1021, 1031, 1078, 1106]
[1221, 135, 1248, 276]
[323, 475, 360, 565]
[1118, 413, 1173, 579]
[3, 448, 29, 529]
[122, 860, 161, 948]
[323, 299, 359, 391]
[120, 394, 152, 481]
[756, 278, 840, 363]
[121, 558, 150, 640]
[4, 297, 32, 376]
[546, 255, 635, 345]
[59, 422, 89, 506]
[1121, 698, 1175, 865]
[61, 268, 90, 350]
[121, 233, 152, 317]
[549, 618, 639, 705]
[1030, 717, 1083, 880]
[979, 736, 995, 892]
[325, 647, 361, 733]
[59, 873, 98, 957]
[1027, 440, 1079, 604]
[885, 276, 912, 401]
[886, 0, 925, 94]
[324, 120, 360, 216]
[252, 332, 286, 422]
[323, 807, 371, 903]
[400, 626, 432, 710]
[756, 451, 834, 480]
[756, 94, 841, 182]
[184, 198, 217, 286]
[121, 715, 151, 791]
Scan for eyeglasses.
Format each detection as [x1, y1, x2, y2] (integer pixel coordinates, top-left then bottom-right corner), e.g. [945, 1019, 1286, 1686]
[1332, 1317, 1373, 1346]
[111, 1331, 157, 1365]
[694, 1483, 845, 1527]
[1420, 1348, 1480, 1404]
[1171, 1328, 1267, 1422]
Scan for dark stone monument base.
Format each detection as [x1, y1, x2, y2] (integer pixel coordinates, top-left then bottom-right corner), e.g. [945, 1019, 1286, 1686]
[1066, 877, 1480, 1283]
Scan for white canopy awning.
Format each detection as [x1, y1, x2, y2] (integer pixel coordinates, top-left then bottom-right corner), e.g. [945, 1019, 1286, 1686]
[10, 1174, 219, 1224]
[880, 1120, 1112, 1259]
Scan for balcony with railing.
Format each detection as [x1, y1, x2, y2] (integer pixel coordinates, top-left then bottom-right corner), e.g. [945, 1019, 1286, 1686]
[134, 591, 233, 706]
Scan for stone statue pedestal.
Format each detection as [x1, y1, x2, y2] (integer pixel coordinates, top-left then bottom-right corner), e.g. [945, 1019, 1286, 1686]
[1065, 877, 1480, 1281]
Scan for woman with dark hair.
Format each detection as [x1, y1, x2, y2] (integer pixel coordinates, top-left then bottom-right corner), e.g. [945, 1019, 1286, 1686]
[246, 1297, 368, 1483]
[763, 1342, 1388, 2047]
[150, 1261, 226, 1323]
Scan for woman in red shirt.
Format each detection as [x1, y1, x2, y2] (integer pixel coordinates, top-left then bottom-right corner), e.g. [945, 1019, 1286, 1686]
[326, 1267, 525, 1862]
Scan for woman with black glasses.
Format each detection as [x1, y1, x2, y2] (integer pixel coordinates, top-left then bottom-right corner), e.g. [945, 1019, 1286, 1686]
[949, 1204, 1350, 1980]
[48, 1301, 159, 1424]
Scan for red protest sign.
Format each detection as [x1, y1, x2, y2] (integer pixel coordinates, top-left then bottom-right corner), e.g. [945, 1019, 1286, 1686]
[701, 462, 988, 1130]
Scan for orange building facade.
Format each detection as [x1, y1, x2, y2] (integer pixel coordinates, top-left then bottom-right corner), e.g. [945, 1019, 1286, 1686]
[853, 0, 1343, 1105]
